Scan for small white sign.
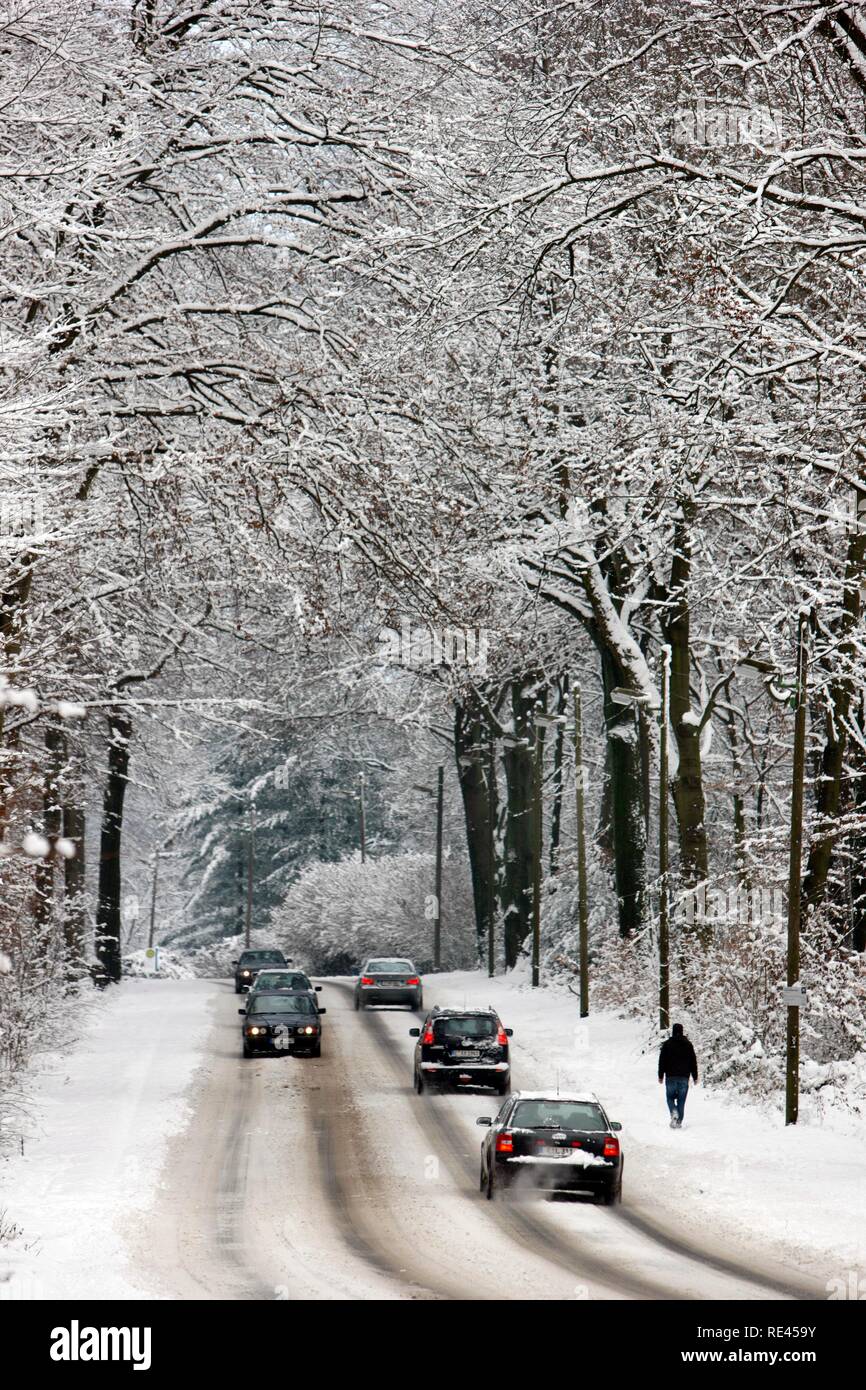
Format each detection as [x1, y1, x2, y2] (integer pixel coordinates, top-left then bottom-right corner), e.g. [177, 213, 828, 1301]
[144, 947, 160, 974]
[783, 984, 807, 1008]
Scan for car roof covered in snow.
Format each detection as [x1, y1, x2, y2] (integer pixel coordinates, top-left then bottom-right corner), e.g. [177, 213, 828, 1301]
[510, 1090, 601, 1104]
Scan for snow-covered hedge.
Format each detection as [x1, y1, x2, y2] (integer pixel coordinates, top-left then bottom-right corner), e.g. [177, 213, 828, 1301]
[271, 851, 477, 974]
[541, 865, 866, 1116]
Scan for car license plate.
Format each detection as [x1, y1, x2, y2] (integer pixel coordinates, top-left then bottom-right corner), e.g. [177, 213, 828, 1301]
[453, 1050, 480, 1059]
[539, 1146, 571, 1157]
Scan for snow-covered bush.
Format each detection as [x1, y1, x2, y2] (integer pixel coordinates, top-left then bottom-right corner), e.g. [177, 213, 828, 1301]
[122, 949, 195, 981]
[541, 866, 866, 1115]
[272, 852, 477, 975]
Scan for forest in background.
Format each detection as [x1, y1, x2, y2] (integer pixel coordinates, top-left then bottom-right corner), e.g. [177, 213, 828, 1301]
[3, 1, 866, 1112]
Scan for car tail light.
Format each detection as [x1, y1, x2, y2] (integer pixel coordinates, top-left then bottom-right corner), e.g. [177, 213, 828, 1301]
[422, 1026, 435, 1044]
[603, 1136, 620, 1158]
[407, 977, 420, 985]
[497, 1027, 508, 1045]
[361, 976, 374, 985]
[495, 1132, 513, 1154]
[571, 1139, 583, 1148]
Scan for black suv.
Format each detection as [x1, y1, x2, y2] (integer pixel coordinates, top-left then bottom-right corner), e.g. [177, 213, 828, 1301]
[232, 948, 287, 993]
[410, 1007, 512, 1095]
[477, 1091, 623, 1203]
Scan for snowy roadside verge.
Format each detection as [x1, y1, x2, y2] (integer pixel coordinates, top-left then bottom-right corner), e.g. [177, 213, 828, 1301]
[409, 967, 866, 1288]
[0, 979, 215, 1300]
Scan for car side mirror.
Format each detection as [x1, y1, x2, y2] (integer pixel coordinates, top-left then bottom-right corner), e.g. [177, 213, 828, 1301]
[409, 1028, 420, 1037]
[318, 1008, 326, 1015]
[505, 1028, 514, 1037]
[610, 1121, 622, 1132]
[475, 1116, 493, 1126]
[315, 986, 322, 992]
[238, 1008, 246, 1016]
[231, 960, 238, 967]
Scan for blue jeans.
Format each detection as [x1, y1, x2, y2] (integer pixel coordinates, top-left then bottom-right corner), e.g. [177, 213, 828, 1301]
[665, 1076, 689, 1122]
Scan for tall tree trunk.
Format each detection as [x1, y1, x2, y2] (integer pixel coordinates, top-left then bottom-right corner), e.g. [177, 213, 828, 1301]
[661, 499, 709, 895]
[803, 497, 866, 915]
[455, 701, 497, 954]
[63, 797, 87, 968]
[96, 708, 132, 985]
[34, 722, 65, 952]
[548, 676, 568, 875]
[600, 649, 646, 936]
[501, 679, 541, 967]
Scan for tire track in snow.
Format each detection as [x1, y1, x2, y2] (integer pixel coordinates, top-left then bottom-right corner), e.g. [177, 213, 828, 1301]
[341, 983, 815, 1301]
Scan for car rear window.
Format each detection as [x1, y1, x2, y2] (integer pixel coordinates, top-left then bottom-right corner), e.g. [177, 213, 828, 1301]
[512, 1100, 606, 1130]
[249, 993, 317, 1015]
[241, 951, 285, 964]
[434, 1015, 497, 1040]
[366, 959, 413, 974]
[254, 972, 310, 990]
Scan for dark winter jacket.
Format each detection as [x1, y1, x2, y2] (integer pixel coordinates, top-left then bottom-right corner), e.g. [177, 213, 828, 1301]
[658, 1034, 698, 1082]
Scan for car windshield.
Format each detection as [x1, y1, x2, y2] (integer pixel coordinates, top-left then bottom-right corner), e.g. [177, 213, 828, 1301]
[249, 993, 317, 1015]
[366, 959, 413, 974]
[512, 1100, 606, 1131]
[253, 973, 310, 990]
[434, 1015, 497, 1040]
[240, 951, 285, 965]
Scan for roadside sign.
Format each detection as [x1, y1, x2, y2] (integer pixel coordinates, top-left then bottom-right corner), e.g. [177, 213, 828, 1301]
[783, 984, 807, 1008]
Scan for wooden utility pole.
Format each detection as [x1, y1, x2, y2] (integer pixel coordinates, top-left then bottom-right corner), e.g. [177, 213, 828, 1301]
[487, 733, 496, 978]
[659, 647, 671, 1032]
[245, 801, 255, 948]
[786, 613, 809, 1126]
[358, 772, 366, 863]
[573, 685, 589, 1017]
[434, 765, 444, 970]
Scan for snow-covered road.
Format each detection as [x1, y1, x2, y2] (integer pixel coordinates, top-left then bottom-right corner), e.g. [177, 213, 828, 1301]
[1, 971, 856, 1301]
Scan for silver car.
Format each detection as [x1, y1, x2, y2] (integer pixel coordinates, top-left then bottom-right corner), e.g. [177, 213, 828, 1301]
[354, 957, 423, 1011]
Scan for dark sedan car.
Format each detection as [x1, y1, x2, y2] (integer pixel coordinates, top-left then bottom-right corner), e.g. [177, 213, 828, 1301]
[232, 948, 287, 993]
[245, 969, 321, 1003]
[354, 957, 423, 1011]
[477, 1091, 623, 1203]
[410, 1007, 512, 1094]
[239, 991, 326, 1058]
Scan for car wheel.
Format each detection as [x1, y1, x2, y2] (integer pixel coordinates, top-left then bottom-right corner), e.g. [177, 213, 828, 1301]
[242, 1042, 252, 1058]
[353, 993, 360, 1011]
[486, 1166, 495, 1201]
[310, 1042, 321, 1058]
[414, 994, 423, 1011]
[414, 1069, 424, 1095]
[479, 1163, 486, 1193]
[602, 1183, 622, 1206]
[496, 1076, 511, 1096]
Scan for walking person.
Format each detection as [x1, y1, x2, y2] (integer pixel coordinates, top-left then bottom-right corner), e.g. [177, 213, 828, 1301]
[658, 1022, 699, 1128]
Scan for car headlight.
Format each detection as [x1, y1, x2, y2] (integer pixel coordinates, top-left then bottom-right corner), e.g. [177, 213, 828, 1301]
[242, 970, 251, 976]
